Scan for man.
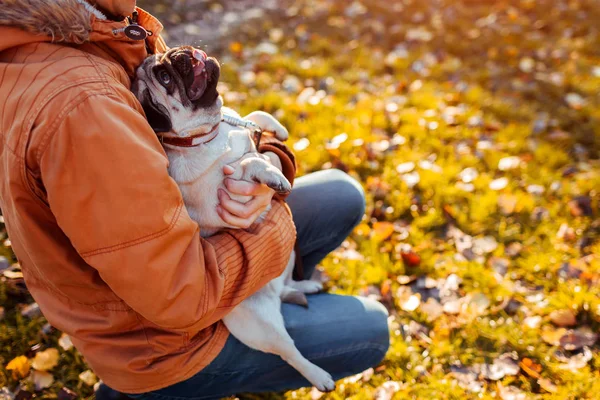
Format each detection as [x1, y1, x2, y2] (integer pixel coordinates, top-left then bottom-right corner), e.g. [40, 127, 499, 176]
[0, 1, 389, 398]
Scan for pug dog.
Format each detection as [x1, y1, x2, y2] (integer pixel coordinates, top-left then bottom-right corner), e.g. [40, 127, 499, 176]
[132, 46, 335, 392]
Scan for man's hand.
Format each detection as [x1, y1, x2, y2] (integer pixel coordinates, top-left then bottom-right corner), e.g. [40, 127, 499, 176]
[217, 151, 282, 229]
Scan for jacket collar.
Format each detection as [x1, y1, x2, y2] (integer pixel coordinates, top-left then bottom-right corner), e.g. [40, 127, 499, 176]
[0, 0, 165, 77]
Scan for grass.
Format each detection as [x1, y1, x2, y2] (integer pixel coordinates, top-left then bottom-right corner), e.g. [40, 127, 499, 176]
[1, 0, 600, 398]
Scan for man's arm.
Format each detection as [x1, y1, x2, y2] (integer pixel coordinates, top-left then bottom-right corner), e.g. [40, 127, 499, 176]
[39, 93, 296, 333]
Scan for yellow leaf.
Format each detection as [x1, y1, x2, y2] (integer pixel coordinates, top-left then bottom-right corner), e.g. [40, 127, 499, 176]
[31, 348, 59, 371]
[31, 370, 54, 391]
[354, 223, 371, 236]
[373, 221, 394, 241]
[6, 355, 30, 379]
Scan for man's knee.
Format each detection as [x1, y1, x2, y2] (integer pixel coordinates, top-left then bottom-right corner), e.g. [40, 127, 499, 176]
[322, 169, 366, 224]
[340, 297, 390, 373]
[359, 296, 390, 355]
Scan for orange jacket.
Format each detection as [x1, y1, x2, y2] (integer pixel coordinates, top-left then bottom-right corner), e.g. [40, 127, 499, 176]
[0, 1, 296, 393]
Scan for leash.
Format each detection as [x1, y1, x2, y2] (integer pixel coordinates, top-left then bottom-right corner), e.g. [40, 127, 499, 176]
[159, 114, 263, 148]
[221, 114, 263, 148]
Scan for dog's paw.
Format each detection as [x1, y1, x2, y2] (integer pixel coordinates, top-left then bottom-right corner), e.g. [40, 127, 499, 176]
[271, 125, 289, 142]
[290, 280, 323, 294]
[312, 371, 335, 393]
[266, 179, 292, 195]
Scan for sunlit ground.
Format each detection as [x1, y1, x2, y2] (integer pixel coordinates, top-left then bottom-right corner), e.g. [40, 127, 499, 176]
[1, 0, 600, 399]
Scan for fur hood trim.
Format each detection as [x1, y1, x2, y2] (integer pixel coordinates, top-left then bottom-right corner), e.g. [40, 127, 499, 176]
[0, 0, 97, 44]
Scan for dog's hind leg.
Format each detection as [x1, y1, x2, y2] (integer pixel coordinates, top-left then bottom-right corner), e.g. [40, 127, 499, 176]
[287, 280, 323, 294]
[223, 294, 336, 392]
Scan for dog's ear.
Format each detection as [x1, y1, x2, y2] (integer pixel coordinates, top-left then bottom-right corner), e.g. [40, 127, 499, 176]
[141, 89, 172, 133]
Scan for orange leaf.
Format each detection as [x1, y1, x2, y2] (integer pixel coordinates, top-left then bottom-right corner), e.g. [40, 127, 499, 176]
[401, 251, 421, 267]
[519, 358, 542, 378]
[6, 355, 30, 379]
[373, 222, 394, 241]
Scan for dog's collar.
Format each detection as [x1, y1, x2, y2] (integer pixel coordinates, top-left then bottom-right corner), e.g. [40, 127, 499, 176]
[160, 123, 220, 147]
[159, 116, 263, 148]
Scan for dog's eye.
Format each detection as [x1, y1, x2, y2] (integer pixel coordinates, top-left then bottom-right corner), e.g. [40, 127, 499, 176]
[158, 70, 171, 86]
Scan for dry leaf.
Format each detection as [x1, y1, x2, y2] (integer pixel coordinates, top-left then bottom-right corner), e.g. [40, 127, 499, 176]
[559, 329, 598, 350]
[400, 251, 421, 267]
[549, 309, 577, 327]
[58, 334, 73, 351]
[519, 358, 542, 378]
[78, 370, 98, 386]
[374, 381, 403, 400]
[31, 349, 59, 371]
[497, 383, 527, 400]
[310, 387, 324, 400]
[537, 378, 558, 393]
[420, 298, 444, 321]
[6, 355, 30, 379]
[30, 370, 54, 391]
[542, 328, 568, 346]
[555, 346, 592, 371]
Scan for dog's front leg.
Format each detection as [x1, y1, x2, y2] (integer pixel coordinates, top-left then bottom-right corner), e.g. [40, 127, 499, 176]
[238, 156, 292, 195]
[244, 111, 289, 142]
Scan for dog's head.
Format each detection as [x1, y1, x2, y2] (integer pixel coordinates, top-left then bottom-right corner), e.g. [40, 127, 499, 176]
[132, 46, 222, 138]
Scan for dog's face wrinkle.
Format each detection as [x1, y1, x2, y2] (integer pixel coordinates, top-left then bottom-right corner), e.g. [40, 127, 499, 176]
[156, 46, 220, 109]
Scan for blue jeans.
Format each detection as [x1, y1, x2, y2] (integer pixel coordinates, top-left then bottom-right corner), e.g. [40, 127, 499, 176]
[121, 170, 390, 399]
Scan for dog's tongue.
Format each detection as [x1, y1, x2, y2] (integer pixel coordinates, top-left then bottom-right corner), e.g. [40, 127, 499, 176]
[188, 49, 208, 101]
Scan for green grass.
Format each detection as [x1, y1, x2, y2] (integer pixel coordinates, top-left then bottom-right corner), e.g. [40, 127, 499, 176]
[2, 0, 600, 398]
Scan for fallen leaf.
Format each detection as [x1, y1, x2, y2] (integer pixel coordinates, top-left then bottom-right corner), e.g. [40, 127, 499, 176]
[420, 298, 444, 321]
[374, 381, 403, 400]
[293, 138, 310, 151]
[555, 346, 593, 371]
[549, 309, 577, 327]
[373, 222, 395, 241]
[30, 370, 54, 391]
[6, 356, 30, 379]
[498, 156, 521, 171]
[498, 194, 518, 215]
[57, 387, 77, 400]
[524, 315, 542, 329]
[497, 383, 527, 400]
[559, 328, 598, 350]
[58, 334, 73, 351]
[3, 269, 23, 279]
[537, 378, 558, 393]
[310, 387, 324, 400]
[31, 349, 59, 371]
[489, 177, 509, 190]
[400, 294, 421, 312]
[78, 370, 98, 386]
[519, 358, 542, 378]
[400, 251, 421, 267]
[542, 328, 568, 346]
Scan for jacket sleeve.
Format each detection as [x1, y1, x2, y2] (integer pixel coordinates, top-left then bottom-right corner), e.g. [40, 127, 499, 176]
[258, 134, 297, 200]
[38, 93, 296, 334]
